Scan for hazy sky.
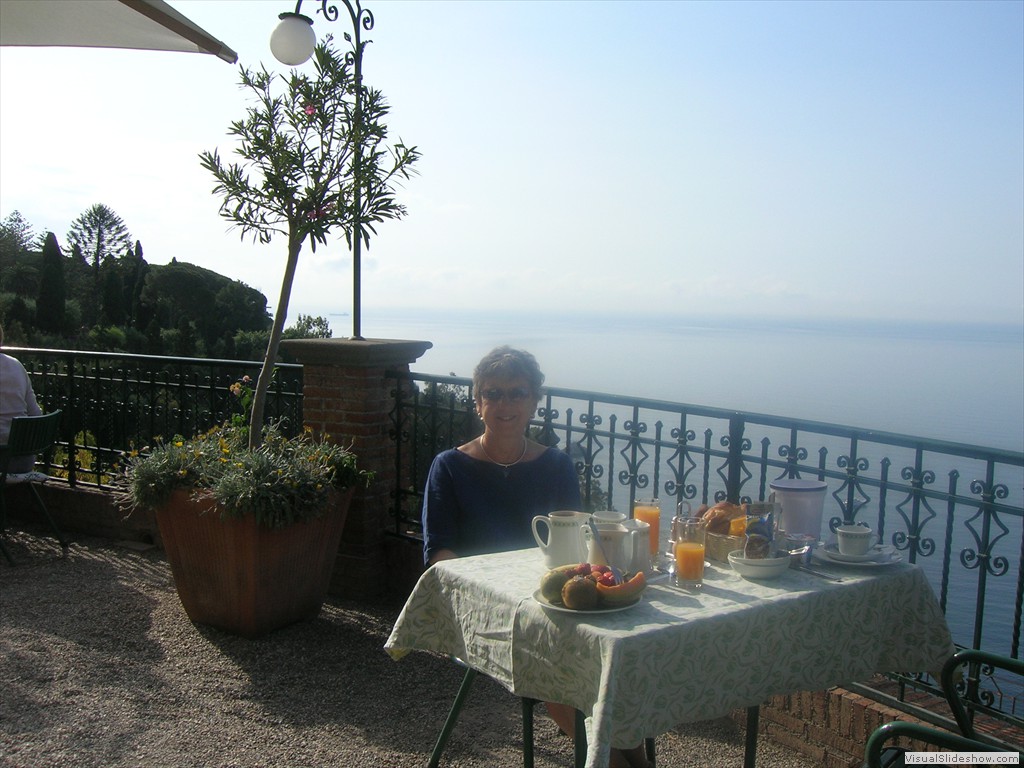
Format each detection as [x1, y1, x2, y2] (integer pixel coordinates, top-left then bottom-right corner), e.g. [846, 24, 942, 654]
[1, 0, 1022, 331]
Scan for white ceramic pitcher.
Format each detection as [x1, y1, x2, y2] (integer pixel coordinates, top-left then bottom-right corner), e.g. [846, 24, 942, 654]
[622, 518, 651, 572]
[580, 522, 646, 573]
[532, 510, 590, 568]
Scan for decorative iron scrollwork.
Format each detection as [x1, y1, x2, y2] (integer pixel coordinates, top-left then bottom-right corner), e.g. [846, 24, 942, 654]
[778, 443, 808, 462]
[892, 463, 938, 558]
[834, 454, 871, 522]
[665, 424, 697, 500]
[961, 479, 1010, 576]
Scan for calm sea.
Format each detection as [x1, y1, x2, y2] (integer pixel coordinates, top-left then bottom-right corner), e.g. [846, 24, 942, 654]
[340, 307, 1024, 453]
[319, 307, 1023, 653]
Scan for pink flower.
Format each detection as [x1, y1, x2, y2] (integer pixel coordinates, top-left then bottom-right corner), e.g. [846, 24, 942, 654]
[304, 104, 316, 116]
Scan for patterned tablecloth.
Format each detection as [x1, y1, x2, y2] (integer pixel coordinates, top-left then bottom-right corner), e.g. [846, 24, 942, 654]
[385, 548, 954, 768]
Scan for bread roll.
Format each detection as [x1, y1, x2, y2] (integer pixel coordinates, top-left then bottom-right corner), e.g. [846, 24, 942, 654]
[701, 501, 745, 535]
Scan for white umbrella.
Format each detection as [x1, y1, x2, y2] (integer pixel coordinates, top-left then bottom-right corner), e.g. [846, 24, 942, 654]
[0, 0, 238, 63]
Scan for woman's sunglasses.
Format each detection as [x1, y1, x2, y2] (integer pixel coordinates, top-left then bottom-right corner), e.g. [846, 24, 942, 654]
[479, 387, 532, 403]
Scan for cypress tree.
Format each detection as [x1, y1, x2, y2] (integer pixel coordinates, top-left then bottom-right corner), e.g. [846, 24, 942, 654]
[127, 240, 147, 327]
[101, 256, 126, 325]
[36, 232, 66, 332]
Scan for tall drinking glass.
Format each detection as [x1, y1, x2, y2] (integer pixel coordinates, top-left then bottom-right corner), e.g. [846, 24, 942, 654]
[672, 517, 706, 589]
[632, 498, 661, 560]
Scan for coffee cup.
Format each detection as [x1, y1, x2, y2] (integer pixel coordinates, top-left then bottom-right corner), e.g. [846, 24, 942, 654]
[836, 524, 877, 556]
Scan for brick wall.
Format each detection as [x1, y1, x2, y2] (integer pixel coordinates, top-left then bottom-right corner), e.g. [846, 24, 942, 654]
[732, 685, 949, 767]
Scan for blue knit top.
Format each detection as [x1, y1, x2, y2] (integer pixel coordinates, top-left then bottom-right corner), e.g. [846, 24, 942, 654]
[421, 447, 581, 565]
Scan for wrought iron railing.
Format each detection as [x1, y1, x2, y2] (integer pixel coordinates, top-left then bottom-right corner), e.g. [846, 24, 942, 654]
[8, 350, 1021, 737]
[388, 371, 1024, 736]
[8, 347, 303, 488]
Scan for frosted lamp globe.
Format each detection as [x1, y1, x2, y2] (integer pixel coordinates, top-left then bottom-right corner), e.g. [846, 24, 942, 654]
[270, 14, 316, 66]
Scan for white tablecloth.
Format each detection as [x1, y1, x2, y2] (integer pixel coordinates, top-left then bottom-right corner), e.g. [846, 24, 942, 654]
[385, 549, 954, 768]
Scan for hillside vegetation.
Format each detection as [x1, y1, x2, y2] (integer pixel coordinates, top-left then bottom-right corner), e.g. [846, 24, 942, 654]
[0, 209, 330, 359]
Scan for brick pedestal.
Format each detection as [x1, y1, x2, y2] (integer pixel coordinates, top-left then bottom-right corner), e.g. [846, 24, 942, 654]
[279, 337, 431, 601]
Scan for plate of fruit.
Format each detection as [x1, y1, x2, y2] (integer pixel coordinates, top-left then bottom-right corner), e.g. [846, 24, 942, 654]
[535, 563, 647, 613]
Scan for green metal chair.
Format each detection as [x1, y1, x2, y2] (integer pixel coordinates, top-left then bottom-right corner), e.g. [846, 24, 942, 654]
[429, 661, 656, 768]
[0, 410, 68, 564]
[863, 649, 1024, 767]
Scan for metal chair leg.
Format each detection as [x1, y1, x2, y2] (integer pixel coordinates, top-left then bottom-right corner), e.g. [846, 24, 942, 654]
[0, 537, 13, 565]
[574, 708, 587, 768]
[744, 705, 760, 768]
[570, 709, 656, 767]
[28, 484, 69, 555]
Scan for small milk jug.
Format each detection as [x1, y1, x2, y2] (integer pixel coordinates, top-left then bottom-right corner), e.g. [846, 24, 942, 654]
[532, 510, 590, 568]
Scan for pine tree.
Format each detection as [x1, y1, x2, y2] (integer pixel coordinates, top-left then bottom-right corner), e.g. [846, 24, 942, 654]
[0, 210, 35, 252]
[0, 210, 36, 292]
[66, 204, 133, 286]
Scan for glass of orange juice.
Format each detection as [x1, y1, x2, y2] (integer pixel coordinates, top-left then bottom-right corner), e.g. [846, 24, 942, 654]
[632, 498, 661, 560]
[672, 517, 706, 589]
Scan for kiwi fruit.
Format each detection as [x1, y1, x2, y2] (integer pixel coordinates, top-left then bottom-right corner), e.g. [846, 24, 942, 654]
[561, 575, 599, 610]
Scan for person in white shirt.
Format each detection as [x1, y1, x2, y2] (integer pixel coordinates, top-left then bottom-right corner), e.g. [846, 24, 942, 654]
[0, 323, 42, 473]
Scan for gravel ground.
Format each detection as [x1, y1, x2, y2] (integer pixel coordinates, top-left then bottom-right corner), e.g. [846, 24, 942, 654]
[1, 526, 816, 768]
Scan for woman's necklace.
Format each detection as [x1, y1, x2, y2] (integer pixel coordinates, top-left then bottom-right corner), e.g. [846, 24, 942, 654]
[479, 436, 528, 477]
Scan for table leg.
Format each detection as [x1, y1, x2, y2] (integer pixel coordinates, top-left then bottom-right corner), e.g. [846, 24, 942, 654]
[428, 667, 478, 768]
[522, 698, 538, 768]
[744, 705, 760, 768]
[574, 708, 587, 768]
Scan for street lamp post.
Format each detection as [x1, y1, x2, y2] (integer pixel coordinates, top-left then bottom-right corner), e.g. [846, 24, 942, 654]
[270, 0, 372, 340]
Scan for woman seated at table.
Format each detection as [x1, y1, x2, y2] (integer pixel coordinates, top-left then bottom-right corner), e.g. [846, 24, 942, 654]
[421, 346, 651, 768]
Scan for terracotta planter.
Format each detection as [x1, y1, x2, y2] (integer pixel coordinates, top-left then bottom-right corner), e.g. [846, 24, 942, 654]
[155, 486, 355, 638]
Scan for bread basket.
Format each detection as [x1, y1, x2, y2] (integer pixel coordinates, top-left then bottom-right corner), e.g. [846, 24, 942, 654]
[706, 532, 745, 562]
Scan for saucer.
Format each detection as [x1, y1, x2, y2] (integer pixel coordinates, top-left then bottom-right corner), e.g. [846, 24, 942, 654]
[823, 542, 889, 563]
[814, 544, 902, 567]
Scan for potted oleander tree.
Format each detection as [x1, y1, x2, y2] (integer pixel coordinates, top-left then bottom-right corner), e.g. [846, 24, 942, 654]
[120, 34, 418, 637]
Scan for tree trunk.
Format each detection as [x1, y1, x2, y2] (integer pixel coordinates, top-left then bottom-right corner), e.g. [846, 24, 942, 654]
[249, 231, 303, 450]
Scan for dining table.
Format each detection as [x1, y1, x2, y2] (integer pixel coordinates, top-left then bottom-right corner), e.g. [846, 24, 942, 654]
[384, 547, 955, 768]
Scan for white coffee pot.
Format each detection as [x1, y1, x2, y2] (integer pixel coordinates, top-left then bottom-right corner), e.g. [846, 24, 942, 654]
[580, 522, 646, 573]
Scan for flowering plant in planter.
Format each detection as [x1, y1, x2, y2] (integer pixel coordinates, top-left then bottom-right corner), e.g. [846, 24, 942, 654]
[117, 379, 372, 636]
[119, 423, 371, 528]
[118, 420, 372, 636]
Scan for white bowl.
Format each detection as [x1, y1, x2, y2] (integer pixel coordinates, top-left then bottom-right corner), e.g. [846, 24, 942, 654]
[728, 550, 791, 580]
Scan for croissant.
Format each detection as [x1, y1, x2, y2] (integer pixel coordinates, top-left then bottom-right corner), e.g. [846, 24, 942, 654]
[701, 501, 745, 535]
